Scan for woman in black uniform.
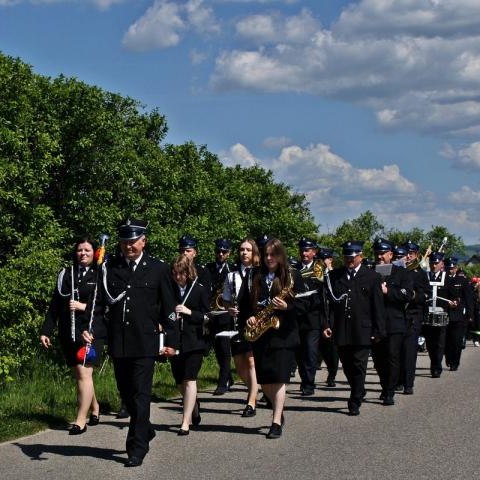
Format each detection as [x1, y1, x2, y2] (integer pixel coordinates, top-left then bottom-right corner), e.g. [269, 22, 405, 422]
[169, 255, 209, 435]
[246, 238, 304, 439]
[223, 238, 260, 417]
[40, 236, 106, 435]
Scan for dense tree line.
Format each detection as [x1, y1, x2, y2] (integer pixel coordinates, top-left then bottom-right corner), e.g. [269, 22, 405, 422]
[0, 52, 470, 383]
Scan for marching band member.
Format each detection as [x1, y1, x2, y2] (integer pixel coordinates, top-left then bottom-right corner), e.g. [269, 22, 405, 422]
[371, 238, 414, 406]
[245, 238, 304, 438]
[394, 241, 431, 394]
[444, 257, 473, 371]
[40, 236, 106, 435]
[294, 237, 326, 396]
[169, 255, 210, 435]
[316, 247, 339, 387]
[206, 238, 234, 395]
[323, 241, 386, 416]
[423, 252, 455, 378]
[103, 219, 176, 467]
[222, 238, 260, 417]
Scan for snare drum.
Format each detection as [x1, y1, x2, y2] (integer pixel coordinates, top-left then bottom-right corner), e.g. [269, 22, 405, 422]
[423, 311, 449, 327]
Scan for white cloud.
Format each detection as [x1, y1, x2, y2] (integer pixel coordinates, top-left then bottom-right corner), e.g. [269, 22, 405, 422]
[262, 136, 292, 148]
[441, 141, 480, 170]
[449, 185, 480, 204]
[219, 143, 257, 167]
[123, 0, 219, 52]
[211, 1, 480, 137]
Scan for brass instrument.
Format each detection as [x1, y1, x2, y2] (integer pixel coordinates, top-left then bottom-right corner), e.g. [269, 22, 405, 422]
[244, 275, 294, 342]
[408, 244, 432, 271]
[305, 259, 325, 281]
[210, 283, 226, 311]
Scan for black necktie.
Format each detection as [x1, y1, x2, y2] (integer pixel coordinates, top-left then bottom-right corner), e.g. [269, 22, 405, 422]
[349, 269, 355, 279]
[78, 267, 86, 278]
[129, 261, 136, 273]
[430, 272, 436, 281]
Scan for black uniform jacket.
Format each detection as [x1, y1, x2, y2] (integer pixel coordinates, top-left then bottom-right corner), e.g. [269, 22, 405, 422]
[104, 253, 177, 358]
[247, 268, 305, 350]
[294, 261, 327, 331]
[175, 280, 210, 354]
[327, 265, 386, 347]
[447, 274, 474, 323]
[381, 264, 414, 334]
[41, 265, 106, 345]
[406, 267, 431, 328]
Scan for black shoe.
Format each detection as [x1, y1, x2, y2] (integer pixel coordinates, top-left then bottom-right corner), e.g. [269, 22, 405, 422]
[431, 370, 441, 378]
[125, 456, 143, 467]
[383, 396, 395, 406]
[213, 385, 228, 396]
[192, 400, 201, 426]
[266, 423, 282, 439]
[403, 387, 414, 395]
[290, 369, 296, 378]
[148, 428, 156, 441]
[88, 414, 100, 426]
[69, 424, 87, 435]
[326, 376, 336, 388]
[348, 405, 360, 416]
[227, 377, 234, 391]
[242, 405, 256, 417]
[301, 387, 314, 396]
[116, 405, 129, 419]
[347, 400, 360, 416]
[178, 428, 190, 436]
[449, 365, 458, 371]
[259, 394, 272, 409]
[379, 391, 385, 401]
[395, 385, 403, 392]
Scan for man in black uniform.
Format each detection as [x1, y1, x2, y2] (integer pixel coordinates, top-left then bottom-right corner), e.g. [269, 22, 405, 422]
[294, 238, 326, 396]
[424, 252, 453, 378]
[394, 241, 431, 394]
[444, 257, 473, 371]
[104, 219, 177, 467]
[323, 241, 386, 416]
[371, 238, 414, 406]
[317, 247, 339, 387]
[206, 238, 235, 395]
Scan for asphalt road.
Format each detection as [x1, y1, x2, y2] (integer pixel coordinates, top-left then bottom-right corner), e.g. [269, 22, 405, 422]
[2, 344, 480, 480]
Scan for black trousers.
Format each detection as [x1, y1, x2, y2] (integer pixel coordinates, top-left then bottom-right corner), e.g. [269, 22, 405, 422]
[423, 325, 447, 374]
[371, 333, 403, 396]
[318, 335, 339, 378]
[399, 321, 421, 389]
[337, 345, 370, 407]
[113, 356, 155, 459]
[295, 329, 320, 389]
[214, 336, 232, 387]
[445, 321, 466, 369]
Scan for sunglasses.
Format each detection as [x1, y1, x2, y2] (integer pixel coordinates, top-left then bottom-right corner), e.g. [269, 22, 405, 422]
[216, 249, 229, 254]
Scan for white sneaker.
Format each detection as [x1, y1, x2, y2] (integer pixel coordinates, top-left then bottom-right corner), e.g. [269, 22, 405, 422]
[474, 341, 479, 347]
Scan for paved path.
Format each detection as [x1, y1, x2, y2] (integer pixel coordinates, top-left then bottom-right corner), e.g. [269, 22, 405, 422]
[2, 345, 480, 480]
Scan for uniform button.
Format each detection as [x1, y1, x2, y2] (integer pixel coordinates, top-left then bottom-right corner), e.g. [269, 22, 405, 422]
[127, 297, 130, 300]
[125, 322, 130, 326]
[127, 285, 131, 289]
[126, 309, 130, 313]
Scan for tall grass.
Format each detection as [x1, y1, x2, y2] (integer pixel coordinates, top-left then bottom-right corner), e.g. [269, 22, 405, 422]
[0, 350, 222, 443]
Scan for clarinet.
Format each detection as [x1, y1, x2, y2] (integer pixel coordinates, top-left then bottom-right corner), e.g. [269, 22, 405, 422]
[70, 265, 77, 342]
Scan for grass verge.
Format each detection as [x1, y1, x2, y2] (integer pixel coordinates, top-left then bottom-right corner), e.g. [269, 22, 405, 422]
[0, 350, 221, 443]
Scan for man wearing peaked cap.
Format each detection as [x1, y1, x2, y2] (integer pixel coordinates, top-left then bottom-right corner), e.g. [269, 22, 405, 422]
[206, 238, 235, 395]
[395, 241, 431, 395]
[294, 237, 325, 396]
[444, 256, 473, 372]
[323, 240, 386, 416]
[104, 218, 177, 467]
[372, 237, 414, 406]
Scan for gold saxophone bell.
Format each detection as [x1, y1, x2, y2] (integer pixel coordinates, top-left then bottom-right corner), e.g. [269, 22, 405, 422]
[300, 260, 325, 281]
[244, 275, 294, 342]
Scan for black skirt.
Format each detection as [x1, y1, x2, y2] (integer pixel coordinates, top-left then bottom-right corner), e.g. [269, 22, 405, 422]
[251, 344, 295, 384]
[230, 334, 253, 356]
[170, 350, 204, 384]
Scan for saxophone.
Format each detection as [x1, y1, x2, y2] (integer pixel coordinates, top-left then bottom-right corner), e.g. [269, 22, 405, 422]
[244, 274, 295, 342]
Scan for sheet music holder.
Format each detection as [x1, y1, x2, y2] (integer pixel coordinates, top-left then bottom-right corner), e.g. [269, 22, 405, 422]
[375, 263, 392, 279]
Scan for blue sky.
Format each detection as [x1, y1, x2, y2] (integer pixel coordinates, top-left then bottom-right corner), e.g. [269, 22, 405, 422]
[1, 0, 480, 244]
